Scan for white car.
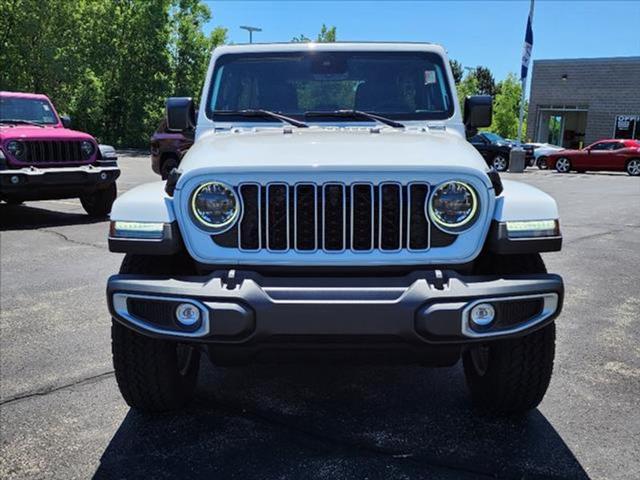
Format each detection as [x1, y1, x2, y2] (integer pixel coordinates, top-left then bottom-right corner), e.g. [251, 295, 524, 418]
[106, 42, 564, 415]
[531, 143, 564, 169]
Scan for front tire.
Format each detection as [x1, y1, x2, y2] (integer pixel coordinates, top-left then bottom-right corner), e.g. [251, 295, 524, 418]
[111, 255, 201, 412]
[464, 253, 556, 415]
[626, 158, 640, 176]
[80, 182, 117, 217]
[555, 157, 571, 173]
[537, 156, 549, 170]
[492, 154, 509, 172]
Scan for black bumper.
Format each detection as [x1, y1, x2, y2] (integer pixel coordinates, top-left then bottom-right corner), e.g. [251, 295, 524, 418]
[107, 270, 563, 363]
[0, 166, 120, 201]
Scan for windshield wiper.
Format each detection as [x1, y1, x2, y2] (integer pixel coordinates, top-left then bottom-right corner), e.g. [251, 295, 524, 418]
[304, 110, 405, 129]
[0, 119, 45, 128]
[213, 109, 308, 128]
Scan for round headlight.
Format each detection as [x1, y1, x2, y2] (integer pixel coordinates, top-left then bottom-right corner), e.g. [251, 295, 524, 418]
[191, 181, 240, 231]
[428, 181, 478, 232]
[80, 141, 95, 158]
[7, 140, 25, 159]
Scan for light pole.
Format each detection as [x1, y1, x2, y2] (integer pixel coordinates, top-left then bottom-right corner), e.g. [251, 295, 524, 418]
[240, 25, 262, 44]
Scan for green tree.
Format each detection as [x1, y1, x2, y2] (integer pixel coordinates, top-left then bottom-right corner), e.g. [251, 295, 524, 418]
[474, 66, 496, 96]
[449, 59, 464, 84]
[292, 24, 337, 43]
[487, 73, 524, 138]
[456, 72, 479, 112]
[317, 24, 336, 42]
[171, 0, 227, 100]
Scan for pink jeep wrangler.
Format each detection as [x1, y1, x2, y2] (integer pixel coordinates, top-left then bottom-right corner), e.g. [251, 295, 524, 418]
[0, 91, 120, 216]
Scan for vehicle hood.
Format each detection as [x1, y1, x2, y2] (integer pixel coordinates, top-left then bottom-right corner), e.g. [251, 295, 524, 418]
[180, 127, 488, 172]
[0, 125, 95, 142]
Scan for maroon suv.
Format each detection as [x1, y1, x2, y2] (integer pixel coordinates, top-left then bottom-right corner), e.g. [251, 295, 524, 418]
[150, 119, 193, 179]
[0, 91, 120, 216]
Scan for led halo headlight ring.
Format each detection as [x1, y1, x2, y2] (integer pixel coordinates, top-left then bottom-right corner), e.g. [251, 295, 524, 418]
[7, 140, 26, 160]
[80, 140, 95, 158]
[190, 181, 242, 233]
[427, 180, 479, 233]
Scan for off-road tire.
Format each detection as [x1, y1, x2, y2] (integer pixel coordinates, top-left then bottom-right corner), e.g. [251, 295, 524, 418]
[111, 255, 201, 412]
[80, 182, 117, 217]
[464, 253, 556, 415]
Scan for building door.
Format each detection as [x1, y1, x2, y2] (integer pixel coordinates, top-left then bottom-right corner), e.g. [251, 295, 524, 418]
[547, 115, 564, 146]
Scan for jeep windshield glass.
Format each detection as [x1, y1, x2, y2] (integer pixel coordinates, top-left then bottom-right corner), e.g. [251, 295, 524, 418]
[0, 97, 59, 125]
[304, 110, 405, 128]
[207, 51, 453, 123]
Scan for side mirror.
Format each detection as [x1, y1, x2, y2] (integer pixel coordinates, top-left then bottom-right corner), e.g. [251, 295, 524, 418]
[60, 115, 72, 128]
[166, 97, 195, 132]
[464, 95, 492, 138]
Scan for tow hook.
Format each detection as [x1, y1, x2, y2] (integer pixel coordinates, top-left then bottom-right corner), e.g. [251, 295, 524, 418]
[430, 270, 447, 290]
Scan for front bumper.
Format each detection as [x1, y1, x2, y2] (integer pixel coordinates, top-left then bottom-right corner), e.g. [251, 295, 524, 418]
[107, 270, 563, 360]
[0, 165, 120, 200]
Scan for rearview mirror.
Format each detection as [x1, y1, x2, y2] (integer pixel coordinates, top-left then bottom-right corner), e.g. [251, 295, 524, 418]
[60, 115, 72, 128]
[464, 95, 492, 137]
[166, 97, 195, 132]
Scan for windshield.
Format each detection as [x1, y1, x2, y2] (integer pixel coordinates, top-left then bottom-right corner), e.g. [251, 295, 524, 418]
[207, 51, 453, 122]
[483, 132, 505, 143]
[0, 97, 59, 125]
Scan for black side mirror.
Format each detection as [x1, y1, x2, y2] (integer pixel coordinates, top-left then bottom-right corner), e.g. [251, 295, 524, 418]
[166, 97, 195, 132]
[464, 95, 492, 138]
[60, 115, 72, 128]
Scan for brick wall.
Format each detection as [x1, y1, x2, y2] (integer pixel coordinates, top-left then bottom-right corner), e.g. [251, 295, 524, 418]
[526, 57, 640, 144]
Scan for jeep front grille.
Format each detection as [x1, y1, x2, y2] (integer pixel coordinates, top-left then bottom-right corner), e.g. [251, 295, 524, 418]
[212, 182, 457, 252]
[20, 140, 88, 163]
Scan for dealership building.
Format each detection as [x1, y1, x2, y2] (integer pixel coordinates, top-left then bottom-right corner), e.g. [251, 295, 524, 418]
[526, 56, 640, 148]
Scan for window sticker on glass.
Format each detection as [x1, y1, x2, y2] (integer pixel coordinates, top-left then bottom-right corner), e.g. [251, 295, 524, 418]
[424, 70, 436, 85]
[43, 104, 51, 111]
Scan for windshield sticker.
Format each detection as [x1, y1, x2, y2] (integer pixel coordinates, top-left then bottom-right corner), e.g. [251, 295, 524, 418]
[43, 104, 51, 111]
[424, 70, 436, 85]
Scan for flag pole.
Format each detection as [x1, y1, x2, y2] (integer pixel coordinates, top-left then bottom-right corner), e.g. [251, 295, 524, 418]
[517, 0, 535, 142]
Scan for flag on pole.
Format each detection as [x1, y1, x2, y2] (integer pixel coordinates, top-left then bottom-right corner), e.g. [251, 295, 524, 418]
[520, 6, 534, 80]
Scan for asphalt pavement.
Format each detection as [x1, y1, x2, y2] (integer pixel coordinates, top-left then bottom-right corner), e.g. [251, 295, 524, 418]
[1, 154, 638, 479]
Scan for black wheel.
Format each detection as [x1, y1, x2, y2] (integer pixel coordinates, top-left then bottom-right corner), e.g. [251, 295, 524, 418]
[112, 255, 201, 412]
[537, 156, 549, 170]
[464, 253, 556, 415]
[554, 157, 571, 173]
[160, 154, 178, 180]
[80, 182, 117, 217]
[492, 154, 509, 172]
[626, 158, 640, 176]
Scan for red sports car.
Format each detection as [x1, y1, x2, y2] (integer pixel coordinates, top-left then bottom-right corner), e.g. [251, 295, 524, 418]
[549, 139, 640, 176]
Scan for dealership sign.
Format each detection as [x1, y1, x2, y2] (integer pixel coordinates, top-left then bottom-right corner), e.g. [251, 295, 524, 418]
[614, 115, 640, 140]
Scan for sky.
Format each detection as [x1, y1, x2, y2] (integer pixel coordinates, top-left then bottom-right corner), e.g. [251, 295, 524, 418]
[203, 0, 640, 88]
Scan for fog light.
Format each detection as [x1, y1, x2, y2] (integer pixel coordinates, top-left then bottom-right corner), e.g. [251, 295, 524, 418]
[175, 303, 201, 327]
[470, 303, 495, 327]
[10, 175, 20, 184]
[100, 172, 108, 180]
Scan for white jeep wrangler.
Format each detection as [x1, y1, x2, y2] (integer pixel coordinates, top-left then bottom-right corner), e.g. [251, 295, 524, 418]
[107, 43, 563, 415]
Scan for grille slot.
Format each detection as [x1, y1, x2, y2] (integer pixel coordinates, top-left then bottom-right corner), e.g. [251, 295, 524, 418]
[21, 140, 86, 163]
[229, 181, 443, 253]
[294, 184, 318, 251]
[266, 183, 289, 251]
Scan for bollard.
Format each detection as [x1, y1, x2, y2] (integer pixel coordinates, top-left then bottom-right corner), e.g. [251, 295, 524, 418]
[508, 147, 526, 173]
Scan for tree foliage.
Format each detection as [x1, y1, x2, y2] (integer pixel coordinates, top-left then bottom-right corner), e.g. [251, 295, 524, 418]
[449, 59, 464, 84]
[0, 0, 226, 147]
[474, 66, 496, 96]
[488, 73, 526, 139]
[292, 24, 337, 43]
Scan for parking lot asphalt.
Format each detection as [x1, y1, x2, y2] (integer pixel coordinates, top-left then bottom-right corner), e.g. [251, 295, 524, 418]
[1, 154, 639, 479]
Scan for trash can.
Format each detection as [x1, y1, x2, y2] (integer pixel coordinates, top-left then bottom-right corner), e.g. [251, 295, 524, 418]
[508, 148, 526, 173]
